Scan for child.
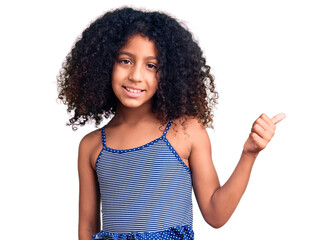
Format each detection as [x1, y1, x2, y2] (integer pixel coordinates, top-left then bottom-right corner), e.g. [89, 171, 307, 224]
[57, 7, 286, 240]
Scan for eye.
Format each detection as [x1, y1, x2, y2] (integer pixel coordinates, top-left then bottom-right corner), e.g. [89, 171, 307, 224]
[147, 63, 157, 69]
[118, 59, 132, 65]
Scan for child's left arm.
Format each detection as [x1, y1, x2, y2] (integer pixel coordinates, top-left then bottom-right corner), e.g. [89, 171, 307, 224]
[190, 113, 286, 228]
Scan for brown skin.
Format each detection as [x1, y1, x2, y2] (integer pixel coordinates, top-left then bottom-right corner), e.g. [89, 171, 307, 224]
[78, 113, 285, 238]
[78, 35, 287, 239]
[78, 132, 101, 240]
[190, 113, 286, 228]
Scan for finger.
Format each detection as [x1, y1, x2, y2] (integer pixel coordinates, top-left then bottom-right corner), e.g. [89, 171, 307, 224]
[255, 117, 273, 132]
[271, 113, 287, 125]
[260, 113, 276, 130]
[250, 132, 267, 151]
[252, 122, 273, 141]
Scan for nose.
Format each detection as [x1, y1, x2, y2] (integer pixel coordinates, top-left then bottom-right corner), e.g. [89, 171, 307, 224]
[128, 63, 143, 82]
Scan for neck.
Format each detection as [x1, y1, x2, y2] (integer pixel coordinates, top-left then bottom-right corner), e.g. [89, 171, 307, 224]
[113, 102, 158, 125]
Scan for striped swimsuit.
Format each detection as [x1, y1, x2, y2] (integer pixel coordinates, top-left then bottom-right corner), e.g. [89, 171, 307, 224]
[92, 121, 194, 240]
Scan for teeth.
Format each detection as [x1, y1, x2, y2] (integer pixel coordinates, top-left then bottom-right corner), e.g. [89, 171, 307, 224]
[125, 87, 142, 93]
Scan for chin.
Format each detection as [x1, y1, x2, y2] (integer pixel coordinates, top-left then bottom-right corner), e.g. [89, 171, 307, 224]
[119, 100, 151, 109]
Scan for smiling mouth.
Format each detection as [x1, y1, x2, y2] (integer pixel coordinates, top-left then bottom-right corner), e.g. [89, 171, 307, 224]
[123, 86, 144, 93]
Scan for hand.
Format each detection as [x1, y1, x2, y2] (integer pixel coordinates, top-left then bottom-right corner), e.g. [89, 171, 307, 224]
[243, 113, 286, 156]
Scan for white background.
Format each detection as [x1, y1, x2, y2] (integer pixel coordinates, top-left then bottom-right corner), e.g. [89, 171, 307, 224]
[1, 0, 326, 239]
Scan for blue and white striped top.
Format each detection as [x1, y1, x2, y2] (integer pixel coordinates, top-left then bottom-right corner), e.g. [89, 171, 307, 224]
[92, 121, 194, 240]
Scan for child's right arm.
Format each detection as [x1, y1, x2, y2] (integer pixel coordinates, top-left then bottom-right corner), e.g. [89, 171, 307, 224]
[78, 133, 101, 240]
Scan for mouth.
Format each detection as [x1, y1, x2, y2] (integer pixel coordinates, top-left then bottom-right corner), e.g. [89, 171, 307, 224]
[123, 86, 145, 93]
[122, 86, 145, 97]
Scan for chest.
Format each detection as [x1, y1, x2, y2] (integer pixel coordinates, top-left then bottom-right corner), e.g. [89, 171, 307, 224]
[103, 125, 191, 168]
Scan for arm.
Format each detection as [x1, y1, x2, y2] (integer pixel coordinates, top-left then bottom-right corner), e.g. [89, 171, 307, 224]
[191, 113, 286, 228]
[78, 134, 101, 240]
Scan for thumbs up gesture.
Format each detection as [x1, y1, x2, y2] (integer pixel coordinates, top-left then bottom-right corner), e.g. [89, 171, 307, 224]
[243, 113, 286, 156]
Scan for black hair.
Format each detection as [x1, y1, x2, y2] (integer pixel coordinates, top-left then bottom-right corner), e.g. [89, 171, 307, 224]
[57, 7, 218, 129]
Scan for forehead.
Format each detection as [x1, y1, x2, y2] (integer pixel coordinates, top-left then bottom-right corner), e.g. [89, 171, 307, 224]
[119, 34, 158, 57]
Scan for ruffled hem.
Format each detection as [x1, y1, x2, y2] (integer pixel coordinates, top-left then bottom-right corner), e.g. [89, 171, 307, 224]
[92, 225, 194, 240]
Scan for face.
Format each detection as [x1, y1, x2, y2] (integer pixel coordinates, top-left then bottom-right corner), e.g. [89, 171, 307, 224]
[112, 34, 159, 110]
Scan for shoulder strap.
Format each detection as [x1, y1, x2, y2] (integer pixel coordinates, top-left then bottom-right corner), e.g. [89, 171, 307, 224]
[101, 126, 107, 147]
[162, 120, 172, 138]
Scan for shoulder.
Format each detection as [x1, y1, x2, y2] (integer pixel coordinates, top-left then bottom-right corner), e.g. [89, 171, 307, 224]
[171, 116, 207, 138]
[166, 116, 211, 169]
[170, 116, 209, 149]
[79, 128, 102, 150]
[78, 128, 103, 170]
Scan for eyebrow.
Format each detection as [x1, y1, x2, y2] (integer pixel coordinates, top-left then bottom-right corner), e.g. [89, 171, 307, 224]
[117, 51, 158, 60]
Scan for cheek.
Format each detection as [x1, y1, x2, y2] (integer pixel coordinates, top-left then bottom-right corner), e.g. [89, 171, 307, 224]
[151, 72, 159, 90]
[150, 79, 158, 93]
[111, 74, 120, 96]
[111, 66, 121, 87]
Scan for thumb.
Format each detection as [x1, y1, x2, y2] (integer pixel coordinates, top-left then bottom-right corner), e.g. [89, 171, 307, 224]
[271, 112, 287, 125]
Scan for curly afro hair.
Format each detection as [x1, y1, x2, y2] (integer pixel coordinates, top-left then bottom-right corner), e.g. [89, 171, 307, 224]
[57, 7, 218, 130]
